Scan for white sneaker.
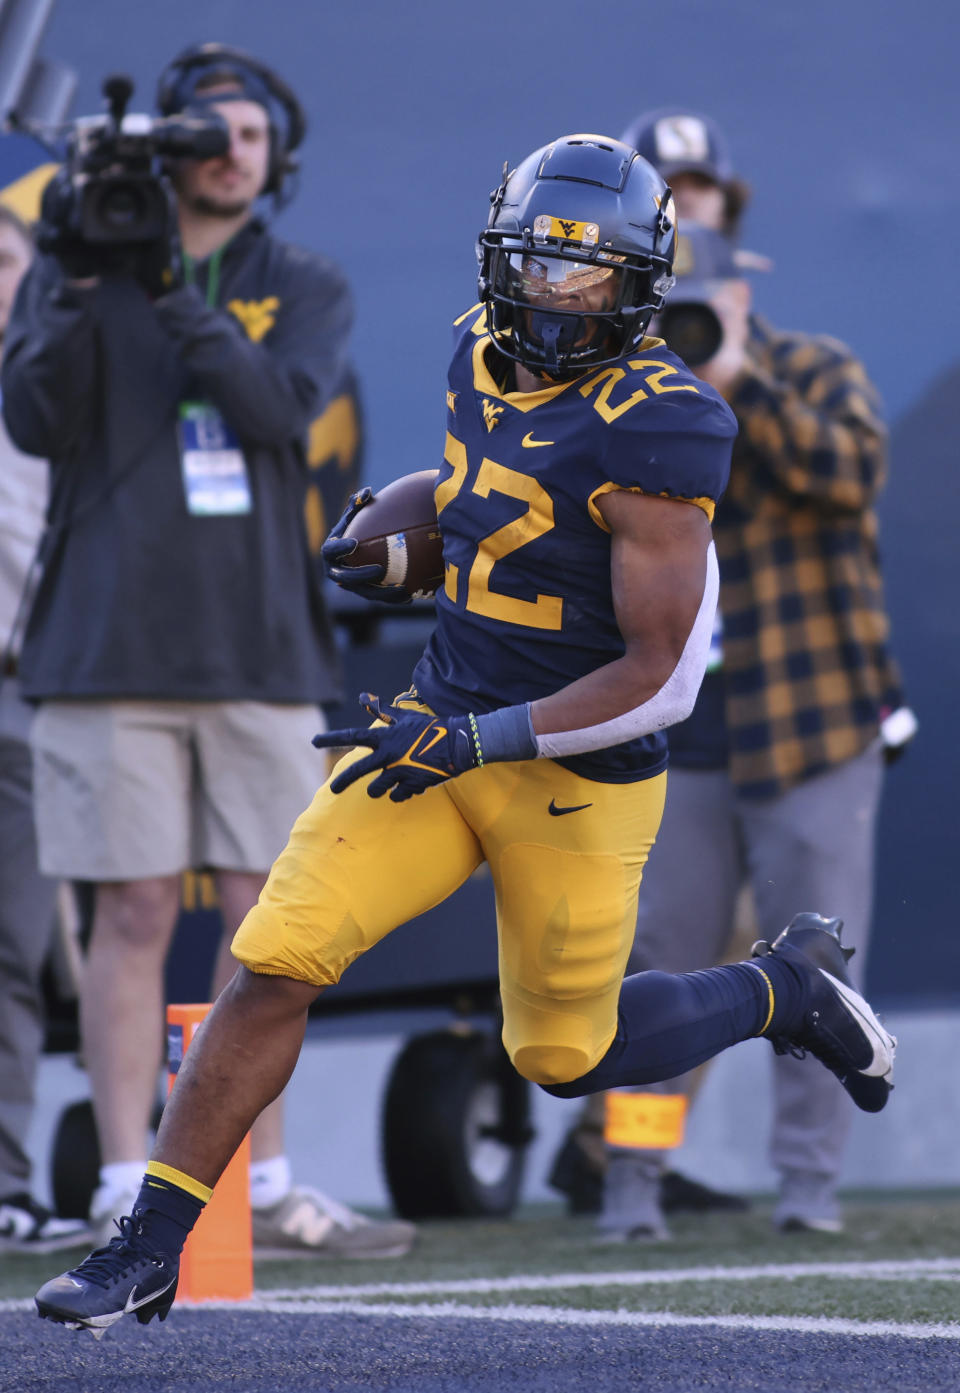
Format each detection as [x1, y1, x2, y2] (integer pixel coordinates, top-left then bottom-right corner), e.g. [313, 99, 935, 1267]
[0, 1194, 92, 1254]
[89, 1184, 139, 1248]
[251, 1185, 416, 1260]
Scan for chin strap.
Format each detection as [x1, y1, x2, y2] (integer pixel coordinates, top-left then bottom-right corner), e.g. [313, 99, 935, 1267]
[529, 311, 582, 369]
[532, 315, 563, 369]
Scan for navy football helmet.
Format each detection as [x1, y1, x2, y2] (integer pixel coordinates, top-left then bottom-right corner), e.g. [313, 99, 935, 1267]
[477, 134, 677, 379]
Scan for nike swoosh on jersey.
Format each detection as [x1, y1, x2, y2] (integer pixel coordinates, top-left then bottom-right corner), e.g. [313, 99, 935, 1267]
[522, 432, 555, 448]
[548, 799, 593, 816]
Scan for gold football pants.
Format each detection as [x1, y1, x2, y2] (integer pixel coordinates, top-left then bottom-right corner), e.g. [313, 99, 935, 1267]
[232, 730, 666, 1087]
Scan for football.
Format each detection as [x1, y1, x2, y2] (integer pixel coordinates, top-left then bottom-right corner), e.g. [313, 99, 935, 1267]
[342, 468, 444, 599]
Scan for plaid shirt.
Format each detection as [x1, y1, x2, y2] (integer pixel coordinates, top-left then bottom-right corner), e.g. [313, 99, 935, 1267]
[710, 314, 904, 798]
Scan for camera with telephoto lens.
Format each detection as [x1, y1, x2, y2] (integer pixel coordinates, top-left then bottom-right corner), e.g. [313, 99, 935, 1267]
[653, 224, 745, 368]
[656, 301, 724, 368]
[60, 73, 228, 246]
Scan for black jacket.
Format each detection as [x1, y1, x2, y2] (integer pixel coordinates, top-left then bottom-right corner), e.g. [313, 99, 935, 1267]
[1, 219, 351, 704]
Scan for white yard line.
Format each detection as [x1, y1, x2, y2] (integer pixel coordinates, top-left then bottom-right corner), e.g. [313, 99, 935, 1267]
[245, 1299, 960, 1339]
[259, 1256, 960, 1301]
[7, 1295, 957, 1340]
[7, 1258, 960, 1336]
[11, 1256, 960, 1315]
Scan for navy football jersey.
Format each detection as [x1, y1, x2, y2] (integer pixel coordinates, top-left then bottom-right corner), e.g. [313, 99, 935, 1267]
[413, 306, 737, 782]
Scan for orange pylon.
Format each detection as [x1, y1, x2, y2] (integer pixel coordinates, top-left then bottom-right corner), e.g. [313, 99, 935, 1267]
[166, 1003, 253, 1301]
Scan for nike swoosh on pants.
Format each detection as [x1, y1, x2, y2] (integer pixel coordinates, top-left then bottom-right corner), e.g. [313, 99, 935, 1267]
[548, 799, 593, 816]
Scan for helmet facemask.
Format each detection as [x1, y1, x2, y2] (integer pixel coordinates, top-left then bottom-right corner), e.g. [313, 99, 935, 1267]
[481, 235, 674, 380]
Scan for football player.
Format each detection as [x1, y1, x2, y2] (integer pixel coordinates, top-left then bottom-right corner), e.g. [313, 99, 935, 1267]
[35, 134, 896, 1335]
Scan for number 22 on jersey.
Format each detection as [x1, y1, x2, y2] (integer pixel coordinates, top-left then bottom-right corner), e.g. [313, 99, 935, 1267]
[436, 432, 563, 631]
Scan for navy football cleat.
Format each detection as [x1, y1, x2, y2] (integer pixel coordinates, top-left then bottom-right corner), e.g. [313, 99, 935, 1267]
[753, 912, 896, 1113]
[35, 1214, 178, 1338]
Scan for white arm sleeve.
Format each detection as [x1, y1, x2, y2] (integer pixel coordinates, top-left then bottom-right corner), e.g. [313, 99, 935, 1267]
[534, 541, 719, 758]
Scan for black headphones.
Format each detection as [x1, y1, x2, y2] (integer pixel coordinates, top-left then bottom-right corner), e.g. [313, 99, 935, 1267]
[155, 43, 306, 205]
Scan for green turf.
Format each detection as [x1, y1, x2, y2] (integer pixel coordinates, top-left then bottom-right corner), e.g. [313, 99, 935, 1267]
[6, 1193, 960, 1327]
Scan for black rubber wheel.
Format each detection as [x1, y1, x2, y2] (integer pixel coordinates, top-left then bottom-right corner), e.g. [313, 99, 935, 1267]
[381, 1027, 533, 1219]
[50, 1099, 100, 1220]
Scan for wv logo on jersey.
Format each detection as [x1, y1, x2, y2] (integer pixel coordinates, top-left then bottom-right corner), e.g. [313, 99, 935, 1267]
[482, 398, 505, 432]
[227, 297, 280, 342]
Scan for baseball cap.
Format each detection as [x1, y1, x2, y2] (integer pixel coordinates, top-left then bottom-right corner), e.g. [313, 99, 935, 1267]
[668, 223, 742, 302]
[619, 108, 734, 185]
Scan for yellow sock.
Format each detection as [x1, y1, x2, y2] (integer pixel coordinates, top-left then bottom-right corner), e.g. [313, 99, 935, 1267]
[145, 1160, 213, 1205]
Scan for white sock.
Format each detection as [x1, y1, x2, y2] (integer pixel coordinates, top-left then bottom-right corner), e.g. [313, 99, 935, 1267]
[96, 1160, 148, 1202]
[249, 1155, 292, 1209]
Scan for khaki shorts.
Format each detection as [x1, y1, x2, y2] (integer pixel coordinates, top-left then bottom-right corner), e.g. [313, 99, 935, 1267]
[30, 699, 327, 881]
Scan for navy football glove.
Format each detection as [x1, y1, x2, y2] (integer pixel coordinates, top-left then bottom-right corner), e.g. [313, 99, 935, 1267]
[313, 694, 481, 801]
[321, 489, 411, 605]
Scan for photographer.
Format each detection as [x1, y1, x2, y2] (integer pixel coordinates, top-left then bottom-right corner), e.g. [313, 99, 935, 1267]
[1, 44, 414, 1259]
[556, 109, 912, 1241]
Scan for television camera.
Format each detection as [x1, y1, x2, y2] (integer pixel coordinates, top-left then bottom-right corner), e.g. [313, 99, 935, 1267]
[46, 73, 228, 249]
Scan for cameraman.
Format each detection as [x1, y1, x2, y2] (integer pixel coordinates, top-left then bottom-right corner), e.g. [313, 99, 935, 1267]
[1, 45, 414, 1259]
[561, 110, 911, 1241]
